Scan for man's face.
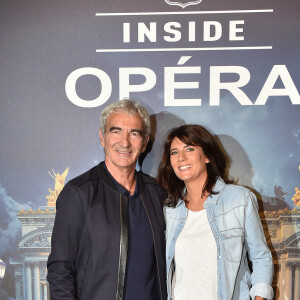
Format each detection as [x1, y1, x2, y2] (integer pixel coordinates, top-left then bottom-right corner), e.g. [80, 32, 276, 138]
[99, 111, 148, 173]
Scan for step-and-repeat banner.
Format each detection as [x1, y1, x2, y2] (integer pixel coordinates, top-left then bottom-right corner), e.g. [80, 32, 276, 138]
[1, 0, 299, 299]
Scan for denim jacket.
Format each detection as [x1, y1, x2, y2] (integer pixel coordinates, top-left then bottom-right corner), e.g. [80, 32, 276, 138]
[165, 178, 274, 300]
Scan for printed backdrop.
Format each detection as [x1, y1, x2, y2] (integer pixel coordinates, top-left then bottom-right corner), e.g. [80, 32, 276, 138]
[1, 0, 299, 299]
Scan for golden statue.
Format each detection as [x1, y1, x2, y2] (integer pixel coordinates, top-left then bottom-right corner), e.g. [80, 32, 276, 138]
[292, 166, 300, 207]
[292, 187, 300, 207]
[46, 168, 69, 207]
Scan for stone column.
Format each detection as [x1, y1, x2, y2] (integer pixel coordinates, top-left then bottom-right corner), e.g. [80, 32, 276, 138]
[25, 264, 33, 300]
[15, 275, 22, 300]
[33, 263, 41, 300]
[43, 283, 48, 300]
[295, 265, 300, 300]
[22, 265, 26, 300]
[274, 264, 280, 300]
[283, 264, 293, 300]
[278, 262, 285, 300]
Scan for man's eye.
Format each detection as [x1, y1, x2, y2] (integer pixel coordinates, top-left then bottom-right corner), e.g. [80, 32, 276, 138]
[112, 130, 120, 134]
[131, 132, 141, 137]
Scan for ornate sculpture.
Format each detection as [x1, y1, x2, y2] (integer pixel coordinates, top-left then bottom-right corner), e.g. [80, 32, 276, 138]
[292, 187, 300, 207]
[292, 166, 300, 207]
[46, 168, 69, 207]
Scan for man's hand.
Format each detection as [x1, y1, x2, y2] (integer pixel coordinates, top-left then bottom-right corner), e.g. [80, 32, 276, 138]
[255, 297, 266, 300]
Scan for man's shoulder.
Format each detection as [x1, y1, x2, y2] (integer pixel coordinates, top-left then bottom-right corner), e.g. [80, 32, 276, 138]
[67, 162, 105, 189]
[138, 171, 159, 186]
[138, 171, 167, 196]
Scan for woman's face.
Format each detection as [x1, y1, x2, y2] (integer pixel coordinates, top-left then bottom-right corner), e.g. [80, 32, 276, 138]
[170, 137, 209, 184]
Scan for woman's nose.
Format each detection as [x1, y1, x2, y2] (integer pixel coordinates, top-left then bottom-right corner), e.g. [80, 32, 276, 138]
[178, 151, 186, 161]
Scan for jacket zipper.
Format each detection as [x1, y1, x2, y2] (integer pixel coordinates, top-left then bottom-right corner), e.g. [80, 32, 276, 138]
[115, 193, 128, 300]
[141, 195, 163, 300]
[115, 193, 122, 300]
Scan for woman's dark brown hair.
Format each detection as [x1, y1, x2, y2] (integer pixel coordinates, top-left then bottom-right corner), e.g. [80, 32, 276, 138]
[157, 124, 231, 207]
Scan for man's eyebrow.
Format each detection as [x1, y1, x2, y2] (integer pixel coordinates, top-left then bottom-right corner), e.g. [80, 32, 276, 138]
[109, 127, 143, 135]
[130, 129, 143, 135]
[109, 126, 122, 132]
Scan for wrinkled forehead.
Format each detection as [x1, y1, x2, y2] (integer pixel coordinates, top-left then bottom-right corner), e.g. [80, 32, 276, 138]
[111, 107, 138, 116]
[105, 111, 144, 131]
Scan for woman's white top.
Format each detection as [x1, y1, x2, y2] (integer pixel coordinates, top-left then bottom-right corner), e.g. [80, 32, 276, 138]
[173, 209, 218, 300]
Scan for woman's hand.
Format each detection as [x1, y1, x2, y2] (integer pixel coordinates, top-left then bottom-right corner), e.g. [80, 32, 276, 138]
[255, 297, 266, 300]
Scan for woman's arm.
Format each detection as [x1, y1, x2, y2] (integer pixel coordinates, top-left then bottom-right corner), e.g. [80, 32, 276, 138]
[244, 191, 274, 300]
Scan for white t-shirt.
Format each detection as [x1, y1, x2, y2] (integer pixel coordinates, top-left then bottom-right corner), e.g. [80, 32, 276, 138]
[173, 209, 218, 300]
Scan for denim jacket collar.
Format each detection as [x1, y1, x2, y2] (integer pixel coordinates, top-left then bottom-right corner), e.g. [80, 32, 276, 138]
[204, 177, 227, 207]
[176, 177, 227, 208]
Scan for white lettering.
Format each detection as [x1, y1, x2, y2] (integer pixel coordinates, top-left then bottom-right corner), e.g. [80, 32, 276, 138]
[229, 20, 244, 41]
[119, 67, 157, 98]
[123, 23, 130, 43]
[189, 21, 196, 42]
[165, 56, 201, 106]
[210, 66, 252, 105]
[203, 21, 222, 42]
[255, 65, 300, 105]
[164, 22, 182, 42]
[138, 22, 156, 42]
[65, 68, 112, 108]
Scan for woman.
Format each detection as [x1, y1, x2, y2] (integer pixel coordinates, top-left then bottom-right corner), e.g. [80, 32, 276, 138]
[157, 124, 274, 300]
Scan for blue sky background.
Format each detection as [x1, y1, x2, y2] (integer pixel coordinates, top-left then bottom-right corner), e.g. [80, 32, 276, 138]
[0, 0, 300, 259]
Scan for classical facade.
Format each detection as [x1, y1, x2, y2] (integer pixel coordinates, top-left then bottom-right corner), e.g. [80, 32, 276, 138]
[10, 168, 68, 300]
[263, 207, 300, 300]
[10, 208, 55, 300]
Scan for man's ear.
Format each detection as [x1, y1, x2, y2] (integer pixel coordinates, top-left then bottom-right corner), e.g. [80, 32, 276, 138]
[99, 130, 105, 147]
[142, 136, 149, 153]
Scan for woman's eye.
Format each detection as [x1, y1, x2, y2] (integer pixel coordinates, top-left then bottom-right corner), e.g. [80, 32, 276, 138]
[170, 151, 177, 155]
[186, 147, 194, 152]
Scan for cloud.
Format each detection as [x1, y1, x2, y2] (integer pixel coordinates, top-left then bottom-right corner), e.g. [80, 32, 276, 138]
[0, 183, 33, 257]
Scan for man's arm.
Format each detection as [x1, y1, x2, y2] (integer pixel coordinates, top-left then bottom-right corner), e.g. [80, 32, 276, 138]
[47, 184, 86, 299]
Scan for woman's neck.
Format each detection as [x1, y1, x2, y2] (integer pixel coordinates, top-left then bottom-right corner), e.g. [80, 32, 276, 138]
[184, 178, 209, 211]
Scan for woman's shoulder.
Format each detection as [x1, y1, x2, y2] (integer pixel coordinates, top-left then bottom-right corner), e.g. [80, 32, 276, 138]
[223, 183, 251, 195]
[218, 182, 255, 206]
[164, 198, 185, 213]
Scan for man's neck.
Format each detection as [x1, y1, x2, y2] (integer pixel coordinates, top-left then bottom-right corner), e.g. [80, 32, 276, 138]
[104, 160, 137, 195]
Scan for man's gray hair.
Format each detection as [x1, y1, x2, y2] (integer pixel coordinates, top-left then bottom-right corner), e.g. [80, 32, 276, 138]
[100, 99, 151, 141]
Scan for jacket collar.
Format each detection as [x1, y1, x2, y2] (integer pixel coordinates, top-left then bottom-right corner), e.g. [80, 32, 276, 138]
[176, 177, 226, 208]
[205, 177, 226, 206]
[98, 162, 120, 192]
[98, 161, 145, 195]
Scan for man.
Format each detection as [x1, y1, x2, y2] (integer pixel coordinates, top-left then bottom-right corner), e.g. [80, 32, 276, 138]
[47, 99, 167, 300]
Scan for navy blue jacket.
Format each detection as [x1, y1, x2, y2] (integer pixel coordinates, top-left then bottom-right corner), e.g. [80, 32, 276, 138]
[47, 162, 167, 300]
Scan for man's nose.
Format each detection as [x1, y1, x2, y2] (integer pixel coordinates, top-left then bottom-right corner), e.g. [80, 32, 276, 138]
[120, 133, 131, 147]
